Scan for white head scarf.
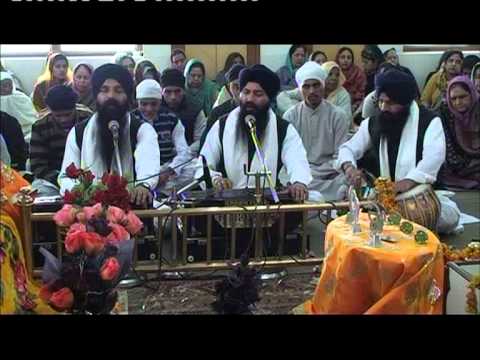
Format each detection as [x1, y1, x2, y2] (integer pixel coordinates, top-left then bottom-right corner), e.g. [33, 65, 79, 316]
[0, 71, 15, 91]
[0, 71, 38, 141]
[295, 61, 327, 88]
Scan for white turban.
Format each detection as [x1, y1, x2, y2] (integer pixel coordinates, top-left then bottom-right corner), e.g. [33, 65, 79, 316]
[136, 79, 162, 100]
[295, 61, 327, 88]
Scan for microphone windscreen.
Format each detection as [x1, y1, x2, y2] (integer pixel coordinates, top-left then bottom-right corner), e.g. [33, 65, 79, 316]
[245, 115, 256, 129]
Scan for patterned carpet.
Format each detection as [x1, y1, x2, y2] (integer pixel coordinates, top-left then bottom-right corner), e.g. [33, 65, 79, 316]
[125, 271, 319, 315]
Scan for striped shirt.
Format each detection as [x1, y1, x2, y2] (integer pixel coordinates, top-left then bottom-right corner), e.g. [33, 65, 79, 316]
[30, 104, 93, 184]
[132, 108, 191, 175]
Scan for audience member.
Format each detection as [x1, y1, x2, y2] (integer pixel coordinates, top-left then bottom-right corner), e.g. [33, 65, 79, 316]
[32, 53, 73, 112]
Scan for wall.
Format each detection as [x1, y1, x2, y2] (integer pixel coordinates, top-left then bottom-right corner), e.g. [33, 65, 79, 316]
[3, 45, 479, 96]
[142, 44, 172, 73]
[260, 45, 291, 72]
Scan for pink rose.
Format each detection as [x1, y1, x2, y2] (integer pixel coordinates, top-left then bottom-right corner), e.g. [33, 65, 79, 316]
[68, 223, 86, 233]
[53, 205, 77, 227]
[106, 206, 127, 224]
[83, 203, 103, 221]
[106, 223, 130, 245]
[82, 232, 105, 256]
[65, 230, 84, 254]
[100, 257, 120, 281]
[125, 211, 143, 235]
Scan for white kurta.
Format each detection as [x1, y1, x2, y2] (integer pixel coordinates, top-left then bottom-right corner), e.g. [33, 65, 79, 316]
[336, 102, 446, 184]
[199, 106, 312, 189]
[59, 113, 160, 194]
[189, 111, 207, 155]
[336, 102, 459, 233]
[283, 101, 349, 200]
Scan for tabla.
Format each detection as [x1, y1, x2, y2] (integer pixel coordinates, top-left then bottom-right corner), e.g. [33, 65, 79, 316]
[395, 184, 441, 231]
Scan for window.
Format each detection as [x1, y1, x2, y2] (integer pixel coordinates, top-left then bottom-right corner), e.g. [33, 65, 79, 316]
[404, 45, 480, 52]
[0, 44, 52, 56]
[60, 44, 139, 55]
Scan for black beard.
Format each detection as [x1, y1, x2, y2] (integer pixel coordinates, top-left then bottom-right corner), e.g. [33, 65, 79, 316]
[96, 98, 129, 170]
[238, 101, 270, 143]
[377, 107, 410, 142]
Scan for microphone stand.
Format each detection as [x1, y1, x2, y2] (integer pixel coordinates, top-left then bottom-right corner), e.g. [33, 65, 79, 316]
[246, 122, 289, 281]
[113, 138, 123, 177]
[247, 124, 280, 204]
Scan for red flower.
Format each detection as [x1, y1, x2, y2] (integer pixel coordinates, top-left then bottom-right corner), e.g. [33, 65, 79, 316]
[65, 230, 84, 254]
[100, 257, 120, 281]
[63, 190, 82, 205]
[82, 170, 95, 185]
[49, 287, 74, 311]
[82, 232, 105, 256]
[66, 163, 81, 179]
[39, 284, 53, 303]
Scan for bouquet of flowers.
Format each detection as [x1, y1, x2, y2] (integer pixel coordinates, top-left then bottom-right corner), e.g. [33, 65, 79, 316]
[39, 163, 143, 314]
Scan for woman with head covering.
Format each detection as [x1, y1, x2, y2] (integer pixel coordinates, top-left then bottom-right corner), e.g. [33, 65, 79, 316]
[423, 51, 451, 90]
[421, 50, 464, 111]
[113, 52, 136, 79]
[31, 53, 73, 112]
[335, 46, 367, 113]
[215, 52, 245, 89]
[184, 59, 218, 117]
[0, 61, 26, 94]
[438, 76, 480, 190]
[310, 51, 328, 65]
[277, 45, 308, 90]
[0, 162, 57, 314]
[0, 72, 38, 142]
[472, 62, 480, 95]
[321, 61, 352, 120]
[70, 63, 95, 111]
[134, 59, 161, 86]
[361, 45, 385, 95]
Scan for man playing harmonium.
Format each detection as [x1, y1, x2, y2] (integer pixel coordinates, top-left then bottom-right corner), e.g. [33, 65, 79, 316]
[200, 64, 313, 201]
[336, 69, 461, 234]
[194, 64, 314, 258]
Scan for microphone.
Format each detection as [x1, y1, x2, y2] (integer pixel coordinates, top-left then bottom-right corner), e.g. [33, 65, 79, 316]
[244, 114, 256, 130]
[201, 155, 213, 189]
[108, 120, 122, 176]
[108, 120, 120, 141]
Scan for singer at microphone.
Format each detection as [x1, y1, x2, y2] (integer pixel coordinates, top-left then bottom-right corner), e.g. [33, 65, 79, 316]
[58, 63, 162, 209]
[197, 64, 312, 202]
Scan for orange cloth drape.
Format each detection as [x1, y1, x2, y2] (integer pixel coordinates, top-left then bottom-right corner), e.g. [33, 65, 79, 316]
[302, 213, 444, 314]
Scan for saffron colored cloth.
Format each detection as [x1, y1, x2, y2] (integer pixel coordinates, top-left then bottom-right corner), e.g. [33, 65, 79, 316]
[0, 164, 57, 314]
[300, 213, 444, 314]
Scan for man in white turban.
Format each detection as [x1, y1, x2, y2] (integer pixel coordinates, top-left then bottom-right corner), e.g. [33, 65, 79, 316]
[282, 61, 350, 201]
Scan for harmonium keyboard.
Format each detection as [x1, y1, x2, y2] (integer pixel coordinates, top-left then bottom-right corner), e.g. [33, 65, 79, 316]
[179, 188, 298, 229]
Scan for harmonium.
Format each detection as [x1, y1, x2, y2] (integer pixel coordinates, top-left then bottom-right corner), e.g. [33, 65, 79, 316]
[179, 188, 298, 229]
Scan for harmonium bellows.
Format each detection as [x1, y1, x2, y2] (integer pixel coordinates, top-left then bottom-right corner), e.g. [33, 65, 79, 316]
[180, 188, 297, 229]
